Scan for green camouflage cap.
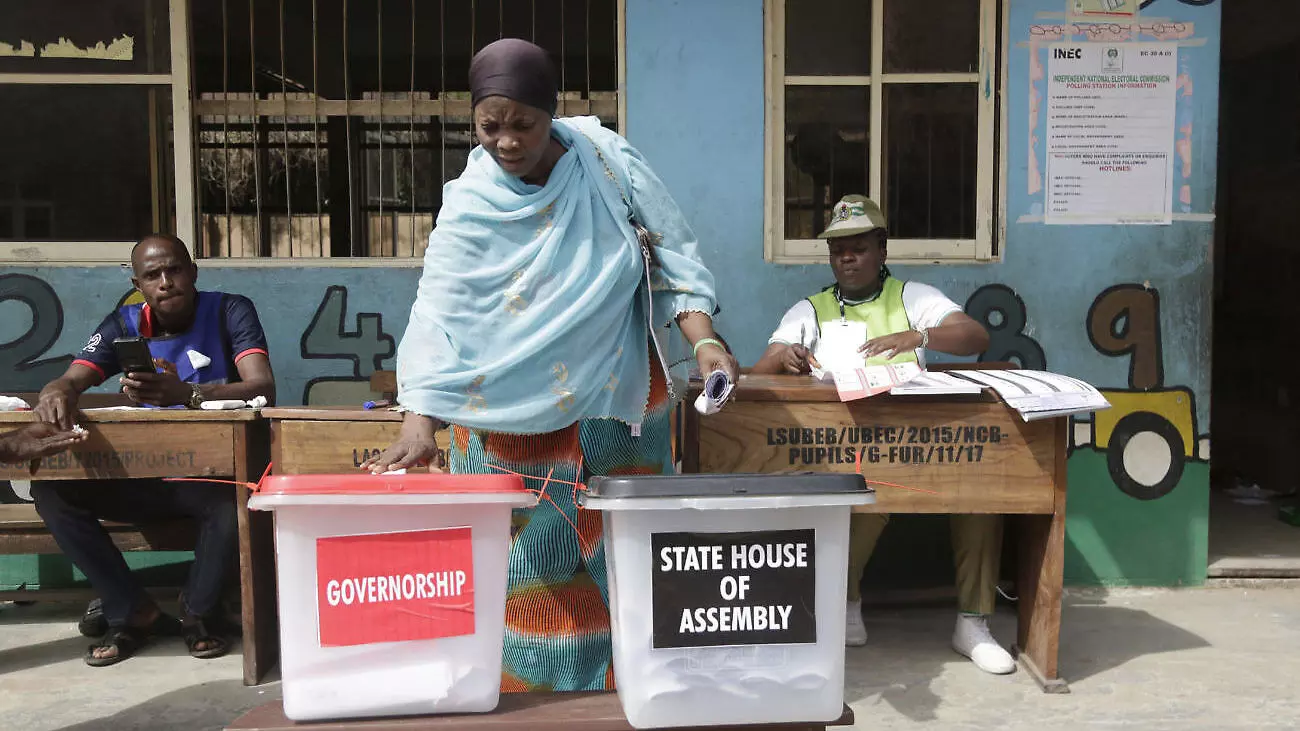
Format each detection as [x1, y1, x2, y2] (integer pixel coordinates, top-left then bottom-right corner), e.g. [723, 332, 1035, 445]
[819, 194, 888, 239]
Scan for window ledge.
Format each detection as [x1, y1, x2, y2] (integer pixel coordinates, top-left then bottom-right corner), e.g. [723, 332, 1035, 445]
[0, 242, 136, 266]
[767, 237, 996, 265]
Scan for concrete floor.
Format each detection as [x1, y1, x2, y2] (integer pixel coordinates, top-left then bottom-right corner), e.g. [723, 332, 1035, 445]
[1208, 490, 1300, 577]
[2, 585, 1299, 730]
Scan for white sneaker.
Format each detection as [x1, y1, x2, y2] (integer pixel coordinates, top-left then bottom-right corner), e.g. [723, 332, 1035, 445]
[952, 613, 1016, 674]
[845, 599, 868, 647]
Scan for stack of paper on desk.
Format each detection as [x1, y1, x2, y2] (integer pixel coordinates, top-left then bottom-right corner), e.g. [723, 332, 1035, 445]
[950, 369, 1110, 421]
[808, 364, 1108, 418]
[890, 370, 986, 396]
[814, 362, 923, 401]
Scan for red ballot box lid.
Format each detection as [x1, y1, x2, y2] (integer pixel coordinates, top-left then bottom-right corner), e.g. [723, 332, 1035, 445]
[258, 472, 528, 496]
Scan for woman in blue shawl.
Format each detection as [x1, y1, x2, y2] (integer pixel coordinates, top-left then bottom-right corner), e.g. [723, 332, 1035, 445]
[362, 39, 737, 692]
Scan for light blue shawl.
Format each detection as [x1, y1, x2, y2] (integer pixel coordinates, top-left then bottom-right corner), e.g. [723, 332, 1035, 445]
[397, 116, 717, 434]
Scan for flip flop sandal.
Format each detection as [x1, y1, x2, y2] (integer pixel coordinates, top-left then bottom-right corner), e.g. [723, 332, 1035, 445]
[83, 612, 181, 667]
[78, 598, 107, 638]
[85, 626, 149, 667]
[183, 618, 231, 660]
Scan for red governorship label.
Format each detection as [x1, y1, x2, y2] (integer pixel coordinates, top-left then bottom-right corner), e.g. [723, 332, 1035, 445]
[316, 526, 475, 648]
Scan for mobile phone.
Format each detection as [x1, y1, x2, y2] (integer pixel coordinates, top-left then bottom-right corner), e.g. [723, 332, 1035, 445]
[112, 337, 157, 376]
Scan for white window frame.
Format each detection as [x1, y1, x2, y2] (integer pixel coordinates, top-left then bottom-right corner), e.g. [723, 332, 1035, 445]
[0, 0, 625, 268]
[0, 0, 195, 265]
[764, 0, 1000, 264]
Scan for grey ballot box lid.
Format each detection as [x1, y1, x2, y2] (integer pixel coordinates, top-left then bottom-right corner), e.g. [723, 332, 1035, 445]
[583, 473, 872, 500]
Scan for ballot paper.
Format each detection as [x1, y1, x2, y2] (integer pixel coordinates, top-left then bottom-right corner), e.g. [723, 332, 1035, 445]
[951, 370, 1110, 421]
[890, 370, 986, 396]
[199, 395, 269, 410]
[694, 370, 735, 415]
[823, 362, 923, 402]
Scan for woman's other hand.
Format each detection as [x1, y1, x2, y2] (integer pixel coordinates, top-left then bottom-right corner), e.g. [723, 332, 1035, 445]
[359, 412, 447, 474]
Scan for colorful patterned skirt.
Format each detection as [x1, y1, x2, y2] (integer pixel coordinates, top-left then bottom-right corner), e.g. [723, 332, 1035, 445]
[446, 359, 673, 692]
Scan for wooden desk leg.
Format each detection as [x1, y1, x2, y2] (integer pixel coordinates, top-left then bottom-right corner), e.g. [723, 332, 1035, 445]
[1013, 417, 1069, 694]
[235, 425, 278, 686]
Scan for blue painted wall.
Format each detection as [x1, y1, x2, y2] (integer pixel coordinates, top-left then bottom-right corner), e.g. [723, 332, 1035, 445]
[623, 0, 1220, 585]
[1, 267, 423, 407]
[1, 0, 1221, 586]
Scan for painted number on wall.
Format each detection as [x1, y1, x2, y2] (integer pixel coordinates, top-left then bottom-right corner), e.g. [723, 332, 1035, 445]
[0, 274, 73, 391]
[965, 284, 1047, 370]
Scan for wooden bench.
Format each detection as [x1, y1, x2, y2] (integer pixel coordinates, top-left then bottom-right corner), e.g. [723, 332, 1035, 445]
[0, 503, 196, 601]
[227, 692, 854, 731]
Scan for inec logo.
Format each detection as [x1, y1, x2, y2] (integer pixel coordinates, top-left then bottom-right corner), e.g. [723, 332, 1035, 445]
[1102, 46, 1124, 72]
[831, 201, 866, 224]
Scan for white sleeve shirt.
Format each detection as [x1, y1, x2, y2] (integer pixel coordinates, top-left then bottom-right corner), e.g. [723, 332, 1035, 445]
[768, 282, 963, 366]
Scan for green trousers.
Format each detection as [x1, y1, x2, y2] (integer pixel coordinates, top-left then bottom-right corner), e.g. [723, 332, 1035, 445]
[847, 513, 1003, 615]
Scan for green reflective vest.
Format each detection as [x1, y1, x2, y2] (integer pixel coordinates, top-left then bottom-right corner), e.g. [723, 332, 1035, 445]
[806, 276, 917, 366]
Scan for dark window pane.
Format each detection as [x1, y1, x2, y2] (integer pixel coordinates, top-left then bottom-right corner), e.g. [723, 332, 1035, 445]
[883, 0, 979, 73]
[883, 83, 978, 239]
[785, 86, 870, 239]
[23, 207, 53, 239]
[785, 0, 872, 76]
[0, 207, 12, 238]
[189, 0, 618, 258]
[0, 1, 169, 74]
[190, 0, 619, 99]
[0, 86, 171, 242]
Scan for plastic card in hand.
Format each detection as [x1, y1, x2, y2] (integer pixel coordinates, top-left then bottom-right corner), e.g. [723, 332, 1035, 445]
[814, 320, 868, 372]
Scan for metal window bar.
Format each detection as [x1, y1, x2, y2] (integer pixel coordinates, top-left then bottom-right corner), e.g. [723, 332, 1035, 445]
[410, 0, 417, 257]
[312, 0, 323, 252]
[440, 0, 447, 189]
[280, 0, 292, 257]
[221, 0, 231, 258]
[560, 0, 565, 114]
[195, 0, 619, 260]
[377, 0, 384, 256]
[248, 0, 264, 257]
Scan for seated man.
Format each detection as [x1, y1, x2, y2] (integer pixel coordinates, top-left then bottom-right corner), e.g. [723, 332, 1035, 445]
[32, 234, 275, 667]
[0, 422, 87, 464]
[752, 196, 1013, 675]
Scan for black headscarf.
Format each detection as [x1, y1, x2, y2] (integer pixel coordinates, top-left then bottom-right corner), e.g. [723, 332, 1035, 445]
[469, 39, 558, 115]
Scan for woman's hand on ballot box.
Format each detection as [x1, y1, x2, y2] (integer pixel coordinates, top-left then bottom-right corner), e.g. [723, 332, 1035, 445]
[360, 412, 447, 474]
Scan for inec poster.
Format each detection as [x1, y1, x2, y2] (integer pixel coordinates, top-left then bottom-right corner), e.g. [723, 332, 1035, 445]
[1046, 43, 1178, 225]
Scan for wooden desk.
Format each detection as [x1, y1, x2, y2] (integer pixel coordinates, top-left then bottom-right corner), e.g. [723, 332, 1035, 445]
[370, 370, 398, 400]
[0, 408, 277, 686]
[227, 693, 853, 731]
[262, 407, 448, 475]
[682, 375, 1069, 692]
